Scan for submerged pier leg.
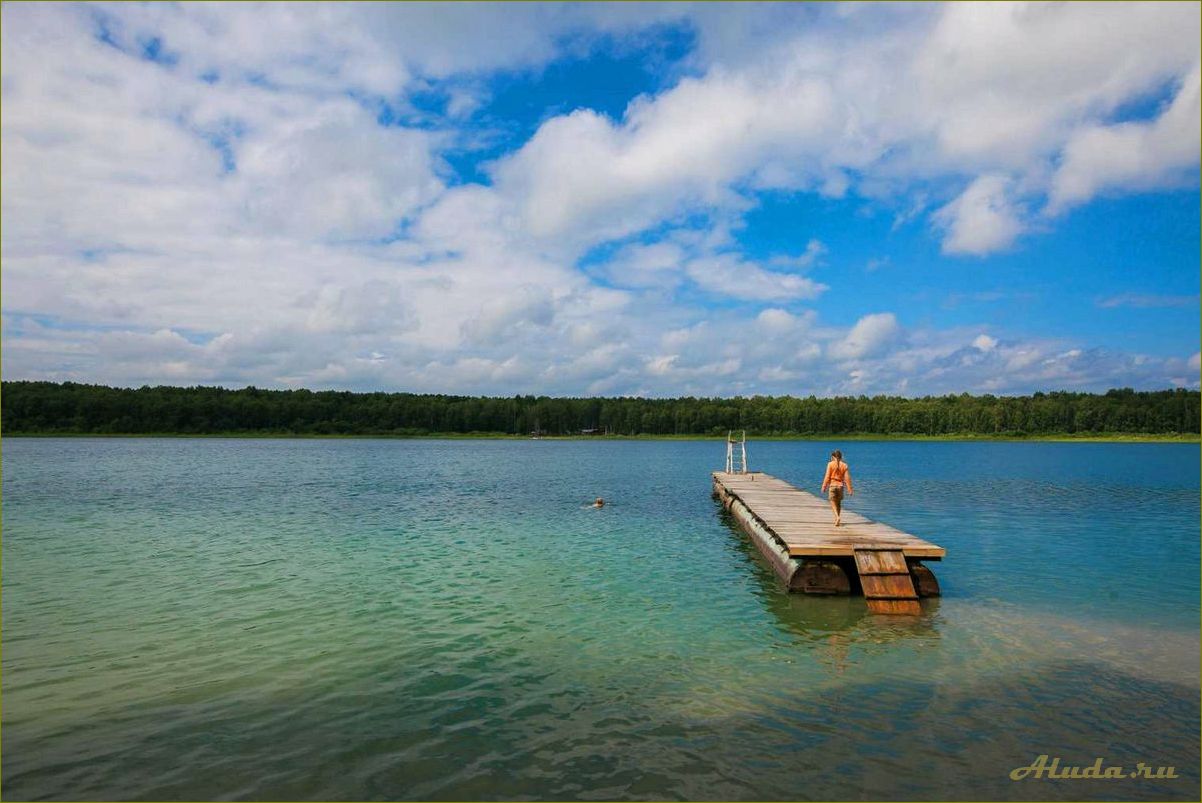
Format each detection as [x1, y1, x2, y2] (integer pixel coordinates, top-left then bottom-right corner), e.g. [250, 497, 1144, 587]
[796, 560, 851, 595]
[908, 561, 941, 597]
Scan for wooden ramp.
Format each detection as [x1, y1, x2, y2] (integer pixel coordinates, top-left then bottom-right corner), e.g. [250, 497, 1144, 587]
[854, 548, 921, 615]
[712, 471, 945, 615]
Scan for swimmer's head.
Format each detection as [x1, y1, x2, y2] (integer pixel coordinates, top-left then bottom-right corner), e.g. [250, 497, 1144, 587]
[594, 497, 605, 507]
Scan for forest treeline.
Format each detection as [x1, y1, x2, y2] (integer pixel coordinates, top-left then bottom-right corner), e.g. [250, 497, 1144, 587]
[1, 381, 1198, 437]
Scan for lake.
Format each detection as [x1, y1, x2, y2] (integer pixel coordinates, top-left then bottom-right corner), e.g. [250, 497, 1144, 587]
[2, 438, 1199, 800]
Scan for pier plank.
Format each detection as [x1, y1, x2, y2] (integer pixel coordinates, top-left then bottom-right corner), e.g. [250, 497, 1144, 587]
[712, 471, 946, 560]
[859, 574, 918, 599]
[865, 598, 923, 615]
[853, 550, 909, 574]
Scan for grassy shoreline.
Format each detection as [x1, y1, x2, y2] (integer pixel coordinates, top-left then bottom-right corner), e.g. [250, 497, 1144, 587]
[3, 431, 1198, 443]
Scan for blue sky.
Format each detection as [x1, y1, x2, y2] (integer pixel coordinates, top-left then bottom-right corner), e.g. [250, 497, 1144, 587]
[1, 2, 1199, 397]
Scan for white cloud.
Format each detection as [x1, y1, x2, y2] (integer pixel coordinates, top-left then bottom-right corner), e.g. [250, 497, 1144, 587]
[1096, 293, 1199, 309]
[755, 308, 803, 335]
[829, 313, 902, 361]
[1, 2, 1198, 397]
[232, 108, 443, 241]
[72, 2, 687, 96]
[685, 254, 828, 302]
[460, 285, 556, 345]
[5, 300, 1195, 397]
[1049, 64, 1201, 213]
[445, 87, 486, 119]
[301, 280, 417, 336]
[796, 343, 822, 363]
[972, 334, 998, 352]
[0, 7, 443, 259]
[908, 2, 1199, 168]
[491, 68, 842, 250]
[768, 239, 827, 269]
[485, 1, 1199, 255]
[932, 174, 1025, 256]
[603, 241, 686, 289]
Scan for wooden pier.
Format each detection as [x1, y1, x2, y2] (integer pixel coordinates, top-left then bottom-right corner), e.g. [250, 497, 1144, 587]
[713, 471, 945, 615]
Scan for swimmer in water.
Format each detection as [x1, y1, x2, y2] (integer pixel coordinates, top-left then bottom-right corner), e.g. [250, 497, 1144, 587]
[592, 497, 605, 508]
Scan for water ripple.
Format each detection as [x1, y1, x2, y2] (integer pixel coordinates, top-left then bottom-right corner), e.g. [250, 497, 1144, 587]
[3, 438, 1198, 800]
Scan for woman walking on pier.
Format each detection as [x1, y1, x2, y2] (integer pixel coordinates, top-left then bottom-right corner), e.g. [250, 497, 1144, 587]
[821, 450, 853, 526]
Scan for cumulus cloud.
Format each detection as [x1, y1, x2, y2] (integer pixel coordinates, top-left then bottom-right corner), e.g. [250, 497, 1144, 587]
[932, 175, 1025, 256]
[685, 254, 828, 301]
[486, 1, 1199, 255]
[1049, 64, 1201, 213]
[907, 3, 1198, 166]
[602, 241, 687, 289]
[829, 313, 902, 361]
[461, 285, 556, 345]
[756, 308, 805, 335]
[1, 2, 1198, 397]
[74, 2, 687, 95]
[233, 110, 443, 241]
[492, 70, 842, 250]
[972, 334, 998, 352]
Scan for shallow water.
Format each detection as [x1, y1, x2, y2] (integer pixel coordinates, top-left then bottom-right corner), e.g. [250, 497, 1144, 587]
[3, 438, 1199, 801]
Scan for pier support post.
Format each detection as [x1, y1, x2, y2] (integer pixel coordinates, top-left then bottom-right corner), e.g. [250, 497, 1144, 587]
[796, 560, 851, 595]
[908, 562, 941, 597]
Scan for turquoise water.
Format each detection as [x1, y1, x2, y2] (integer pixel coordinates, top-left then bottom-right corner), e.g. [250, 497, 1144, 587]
[3, 438, 1199, 801]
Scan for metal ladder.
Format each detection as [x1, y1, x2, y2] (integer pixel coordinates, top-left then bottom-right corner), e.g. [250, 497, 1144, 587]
[725, 430, 748, 474]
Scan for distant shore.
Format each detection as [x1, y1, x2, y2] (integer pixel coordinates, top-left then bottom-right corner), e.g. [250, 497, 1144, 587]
[5, 431, 1198, 443]
[7, 381, 1197, 442]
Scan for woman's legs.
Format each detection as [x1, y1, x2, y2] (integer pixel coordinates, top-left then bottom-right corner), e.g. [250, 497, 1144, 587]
[829, 487, 843, 526]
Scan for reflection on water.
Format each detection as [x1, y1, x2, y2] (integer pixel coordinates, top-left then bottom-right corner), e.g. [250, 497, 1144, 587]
[721, 514, 943, 682]
[2, 438, 1198, 801]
